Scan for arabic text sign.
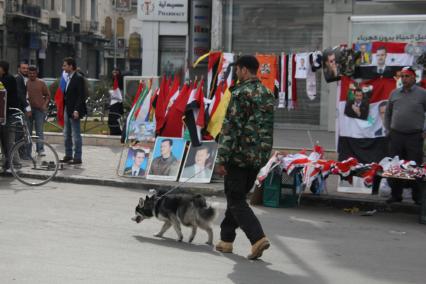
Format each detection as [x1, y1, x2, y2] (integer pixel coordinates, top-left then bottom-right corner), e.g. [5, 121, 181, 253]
[138, 0, 188, 22]
[352, 21, 426, 43]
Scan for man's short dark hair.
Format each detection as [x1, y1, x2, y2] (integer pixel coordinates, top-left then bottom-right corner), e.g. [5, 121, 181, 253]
[195, 145, 210, 154]
[28, 66, 38, 72]
[161, 139, 173, 147]
[377, 46, 387, 53]
[133, 149, 146, 157]
[0, 61, 10, 73]
[63, 57, 77, 70]
[235, 55, 259, 74]
[17, 61, 28, 69]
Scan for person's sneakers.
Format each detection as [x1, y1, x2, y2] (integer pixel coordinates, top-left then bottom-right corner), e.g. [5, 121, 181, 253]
[60, 156, 73, 163]
[215, 241, 233, 253]
[37, 150, 46, 157]
[386, 197, 403, 204]
[247, 237, 270, 260]
[69, 159, 82, 165]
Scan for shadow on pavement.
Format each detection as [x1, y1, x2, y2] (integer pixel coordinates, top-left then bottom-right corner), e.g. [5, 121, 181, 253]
[133, 235, 219, 255]
[223, 253, 309, 284]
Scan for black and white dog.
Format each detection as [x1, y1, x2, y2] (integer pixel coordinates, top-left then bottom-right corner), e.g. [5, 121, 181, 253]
[132, 190, 217, 245]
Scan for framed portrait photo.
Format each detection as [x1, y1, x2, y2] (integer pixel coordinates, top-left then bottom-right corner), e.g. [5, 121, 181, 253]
[123, 145, 151, 178]
[179, 141, 218, 183]
[146, 137, 186, 181]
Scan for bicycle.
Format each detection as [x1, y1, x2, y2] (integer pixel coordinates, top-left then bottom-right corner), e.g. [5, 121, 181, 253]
[5, 107, 59, 186]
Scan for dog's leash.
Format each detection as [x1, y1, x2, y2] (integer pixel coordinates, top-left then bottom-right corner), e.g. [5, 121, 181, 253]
[153, 167, 210, 199]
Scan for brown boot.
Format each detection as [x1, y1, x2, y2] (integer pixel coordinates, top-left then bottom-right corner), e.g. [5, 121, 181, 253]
[247, 237, 270, 260]
[215, 241, 233, 253]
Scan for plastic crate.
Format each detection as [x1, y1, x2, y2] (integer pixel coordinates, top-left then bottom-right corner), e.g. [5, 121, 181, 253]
[263, 171, 298, 208]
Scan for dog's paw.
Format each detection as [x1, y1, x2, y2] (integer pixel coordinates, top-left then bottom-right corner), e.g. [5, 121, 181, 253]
[177, 237, 183, 242]
[205, 241, 213, 246]
[188, 238, 194, 243]
[154, 233, 163, 238]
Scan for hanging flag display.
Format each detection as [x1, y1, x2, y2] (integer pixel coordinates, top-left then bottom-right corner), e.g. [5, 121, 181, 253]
[354, 41, 414, 79]
[295, 53, 309, 79]
[256, 54, 278, 93]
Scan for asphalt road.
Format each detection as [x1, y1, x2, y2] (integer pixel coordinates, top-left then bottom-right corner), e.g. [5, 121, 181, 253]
[1, 178, 425, 284]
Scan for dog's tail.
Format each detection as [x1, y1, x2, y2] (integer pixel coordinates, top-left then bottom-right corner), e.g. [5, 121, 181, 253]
[198, 202, 218, 222]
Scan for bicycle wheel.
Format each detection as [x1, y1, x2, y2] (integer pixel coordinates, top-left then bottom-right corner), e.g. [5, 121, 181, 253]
[9, 138, 59, 186]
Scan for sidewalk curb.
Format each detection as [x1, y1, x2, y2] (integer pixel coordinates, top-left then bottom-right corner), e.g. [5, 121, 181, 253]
[48, 175, 420, 215]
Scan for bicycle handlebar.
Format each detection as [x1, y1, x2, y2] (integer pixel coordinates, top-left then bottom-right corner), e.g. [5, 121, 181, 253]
[8, 107, 25, 115]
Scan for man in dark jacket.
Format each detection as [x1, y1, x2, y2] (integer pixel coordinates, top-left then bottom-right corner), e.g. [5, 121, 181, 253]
[61, 57, 87, 165]
[215, 55, 274, 260]
[0, 61, 21, 170]
[15, 62, 31, 113]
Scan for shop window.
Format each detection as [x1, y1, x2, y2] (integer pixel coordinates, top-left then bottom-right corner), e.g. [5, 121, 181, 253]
[128, 32, 141, 59]
[117, 17, 125, 38]
[105, 17, 112, 39]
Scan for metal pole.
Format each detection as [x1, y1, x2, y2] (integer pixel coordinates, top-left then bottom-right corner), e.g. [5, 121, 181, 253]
[113, 0, 117, 68]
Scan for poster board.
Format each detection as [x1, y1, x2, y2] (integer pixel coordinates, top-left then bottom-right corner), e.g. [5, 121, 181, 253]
[179, 141, 218, 183]
[146, 137, 186, 181]
[123, 145, 151, 178]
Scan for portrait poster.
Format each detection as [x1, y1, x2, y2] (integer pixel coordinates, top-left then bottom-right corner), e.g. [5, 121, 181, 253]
[123, 145, 151, 178]
[179, 141, 218, 183]
[146, 137, 186, 181]
[322, 47, 341, 83]
[127, 121, 156, 142]
[295, 53, 308, 79]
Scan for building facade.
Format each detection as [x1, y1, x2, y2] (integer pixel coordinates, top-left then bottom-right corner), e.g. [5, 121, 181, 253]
[213, 0, 426, 131]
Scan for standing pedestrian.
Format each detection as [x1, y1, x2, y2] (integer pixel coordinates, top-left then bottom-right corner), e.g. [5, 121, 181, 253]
[215, 55, 275, 260]
[108, 68, 124, 135]
[15, 61, 31, 114]
[384, 67, 426, 204]
[60, 57, 87, 165]
[26, 66, 50, 155]
[0, 61, 21, 170]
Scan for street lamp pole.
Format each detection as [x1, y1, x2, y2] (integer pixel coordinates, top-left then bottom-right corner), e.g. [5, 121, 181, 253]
[113, 0, 117, 68]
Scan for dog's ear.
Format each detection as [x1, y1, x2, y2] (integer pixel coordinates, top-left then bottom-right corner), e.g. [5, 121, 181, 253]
[139, 197, 145, 207]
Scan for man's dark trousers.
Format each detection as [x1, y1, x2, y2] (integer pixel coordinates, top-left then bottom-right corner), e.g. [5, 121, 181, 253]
[388, 130, 424, 202]
[220, 166, 265, 245]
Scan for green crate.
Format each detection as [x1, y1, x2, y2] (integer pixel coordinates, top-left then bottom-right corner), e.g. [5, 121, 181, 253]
[263, 171, 298, 208]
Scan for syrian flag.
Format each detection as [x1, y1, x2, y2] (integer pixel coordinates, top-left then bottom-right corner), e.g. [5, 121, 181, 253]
[161, 82, 192, 137]
[155, 75, 174, 134]
[337, 76, 396, 163]
[287, 54, 297, 109]
[354, 41, 414, 79]
[54, 71, 67, 127]
[184, 79, 205, 146]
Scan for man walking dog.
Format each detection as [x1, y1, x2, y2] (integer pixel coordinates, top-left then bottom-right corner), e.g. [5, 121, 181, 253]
[215, 55, 274, 260]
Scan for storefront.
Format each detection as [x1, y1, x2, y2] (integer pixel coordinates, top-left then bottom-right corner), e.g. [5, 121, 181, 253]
[137, 0, 189, 76]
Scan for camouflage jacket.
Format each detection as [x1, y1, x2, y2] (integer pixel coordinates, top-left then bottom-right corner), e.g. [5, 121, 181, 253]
[217, 78, 274, 169]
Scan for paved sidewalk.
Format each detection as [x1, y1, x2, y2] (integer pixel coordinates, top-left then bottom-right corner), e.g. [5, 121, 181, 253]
[30, 144, 420, 216]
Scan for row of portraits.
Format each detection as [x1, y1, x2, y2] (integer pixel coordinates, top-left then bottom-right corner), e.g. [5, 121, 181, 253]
[122, 137, 218, 183]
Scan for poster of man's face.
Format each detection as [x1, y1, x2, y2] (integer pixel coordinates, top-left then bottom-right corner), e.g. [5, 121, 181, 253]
[322, 48, 341, 83]
[116, 0, 131, 10]
[354, 43, 372, 66]
[123, 146, 150, 177]
[179, 141, 218, 183]
[146, 137, 186, 181]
